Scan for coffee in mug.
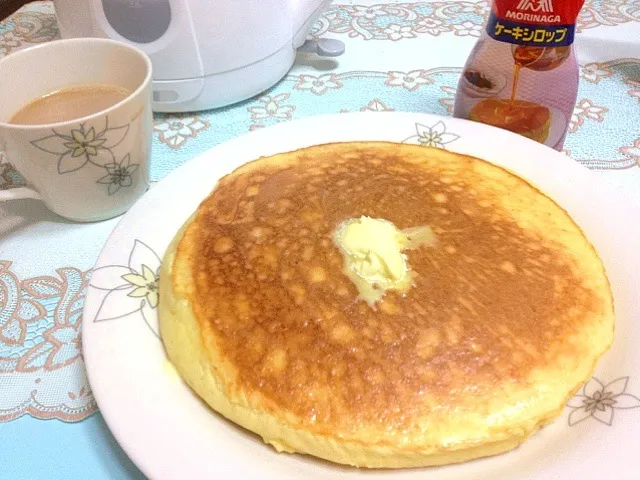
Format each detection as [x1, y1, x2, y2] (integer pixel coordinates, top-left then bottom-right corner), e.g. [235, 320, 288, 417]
[9, 84, 132, 125]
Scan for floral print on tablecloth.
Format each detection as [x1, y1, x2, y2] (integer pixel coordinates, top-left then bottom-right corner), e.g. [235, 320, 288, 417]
[149, 63, 640, 178]
[1, 1, 640, 423]
[0, 262, 95, 421]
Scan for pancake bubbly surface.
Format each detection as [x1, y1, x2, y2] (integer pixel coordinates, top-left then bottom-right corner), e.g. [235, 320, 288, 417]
[160, 142, 614, 468]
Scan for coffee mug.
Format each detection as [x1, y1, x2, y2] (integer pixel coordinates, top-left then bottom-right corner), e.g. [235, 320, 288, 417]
[0, 38, 152, 222]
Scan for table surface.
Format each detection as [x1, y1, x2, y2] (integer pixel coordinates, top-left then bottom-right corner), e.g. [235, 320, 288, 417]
[1, 1, 639, 478]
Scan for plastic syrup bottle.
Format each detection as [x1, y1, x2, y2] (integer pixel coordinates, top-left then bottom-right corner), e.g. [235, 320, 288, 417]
[454, 0, 585, 151]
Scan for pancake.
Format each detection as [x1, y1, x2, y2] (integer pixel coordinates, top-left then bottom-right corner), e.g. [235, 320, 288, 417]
[469, 99, 551, 143]
[159, 142, 614, 468]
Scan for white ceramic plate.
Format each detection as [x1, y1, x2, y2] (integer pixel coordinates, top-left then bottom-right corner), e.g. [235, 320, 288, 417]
[83, 113, 640, 480]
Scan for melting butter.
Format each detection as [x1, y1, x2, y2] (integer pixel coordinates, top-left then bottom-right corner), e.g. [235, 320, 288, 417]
[333, 216, 435, 307]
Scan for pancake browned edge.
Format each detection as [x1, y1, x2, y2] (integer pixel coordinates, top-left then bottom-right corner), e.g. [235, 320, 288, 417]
[159, 142, 614, 468]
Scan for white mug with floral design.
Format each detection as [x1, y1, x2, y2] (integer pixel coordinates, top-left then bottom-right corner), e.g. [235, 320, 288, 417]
[0, 38, 152, 222]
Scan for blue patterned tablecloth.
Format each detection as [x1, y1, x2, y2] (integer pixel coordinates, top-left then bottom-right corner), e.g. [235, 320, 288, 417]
[1, 1, 639, 478]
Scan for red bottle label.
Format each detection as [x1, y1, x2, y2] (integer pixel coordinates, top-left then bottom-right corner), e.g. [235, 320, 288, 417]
[492, 0, 584, 25]
[487, 0, 585, 47]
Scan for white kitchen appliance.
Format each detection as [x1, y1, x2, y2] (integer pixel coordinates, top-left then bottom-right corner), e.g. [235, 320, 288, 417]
[52, 0, 343, 112]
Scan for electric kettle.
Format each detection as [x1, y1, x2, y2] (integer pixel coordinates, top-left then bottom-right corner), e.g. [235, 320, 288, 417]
[52, 0, 343, 112]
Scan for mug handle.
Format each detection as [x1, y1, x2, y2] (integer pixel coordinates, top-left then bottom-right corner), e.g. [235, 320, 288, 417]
[0, 134, 42, 201]
[0, 186, 41, 201]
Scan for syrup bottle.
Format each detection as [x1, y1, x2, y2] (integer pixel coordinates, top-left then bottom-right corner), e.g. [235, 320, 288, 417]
[454, 0, 585, 151]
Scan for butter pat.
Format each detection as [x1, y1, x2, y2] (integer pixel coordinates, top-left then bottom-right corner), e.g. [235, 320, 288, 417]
[333, 216, 435, 307]
[338, 217, 408, 281]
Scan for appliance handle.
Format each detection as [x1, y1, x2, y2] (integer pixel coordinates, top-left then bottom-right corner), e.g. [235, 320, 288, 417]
[92, 0, 205, 104]
[91, 0, 198, 58]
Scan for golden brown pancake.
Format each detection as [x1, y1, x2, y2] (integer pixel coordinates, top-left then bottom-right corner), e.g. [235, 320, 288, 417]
[470, 99, 551, 143]
[159, 142, 614, 468]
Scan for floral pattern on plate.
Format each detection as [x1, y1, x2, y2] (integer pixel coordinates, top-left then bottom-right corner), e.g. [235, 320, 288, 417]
[567, 377, 640, 426]
[90, 240, 161, 337]
[403, 120, 460, 148]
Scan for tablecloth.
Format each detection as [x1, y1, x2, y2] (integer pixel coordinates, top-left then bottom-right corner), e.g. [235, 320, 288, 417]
[1, 1, 639, 478]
